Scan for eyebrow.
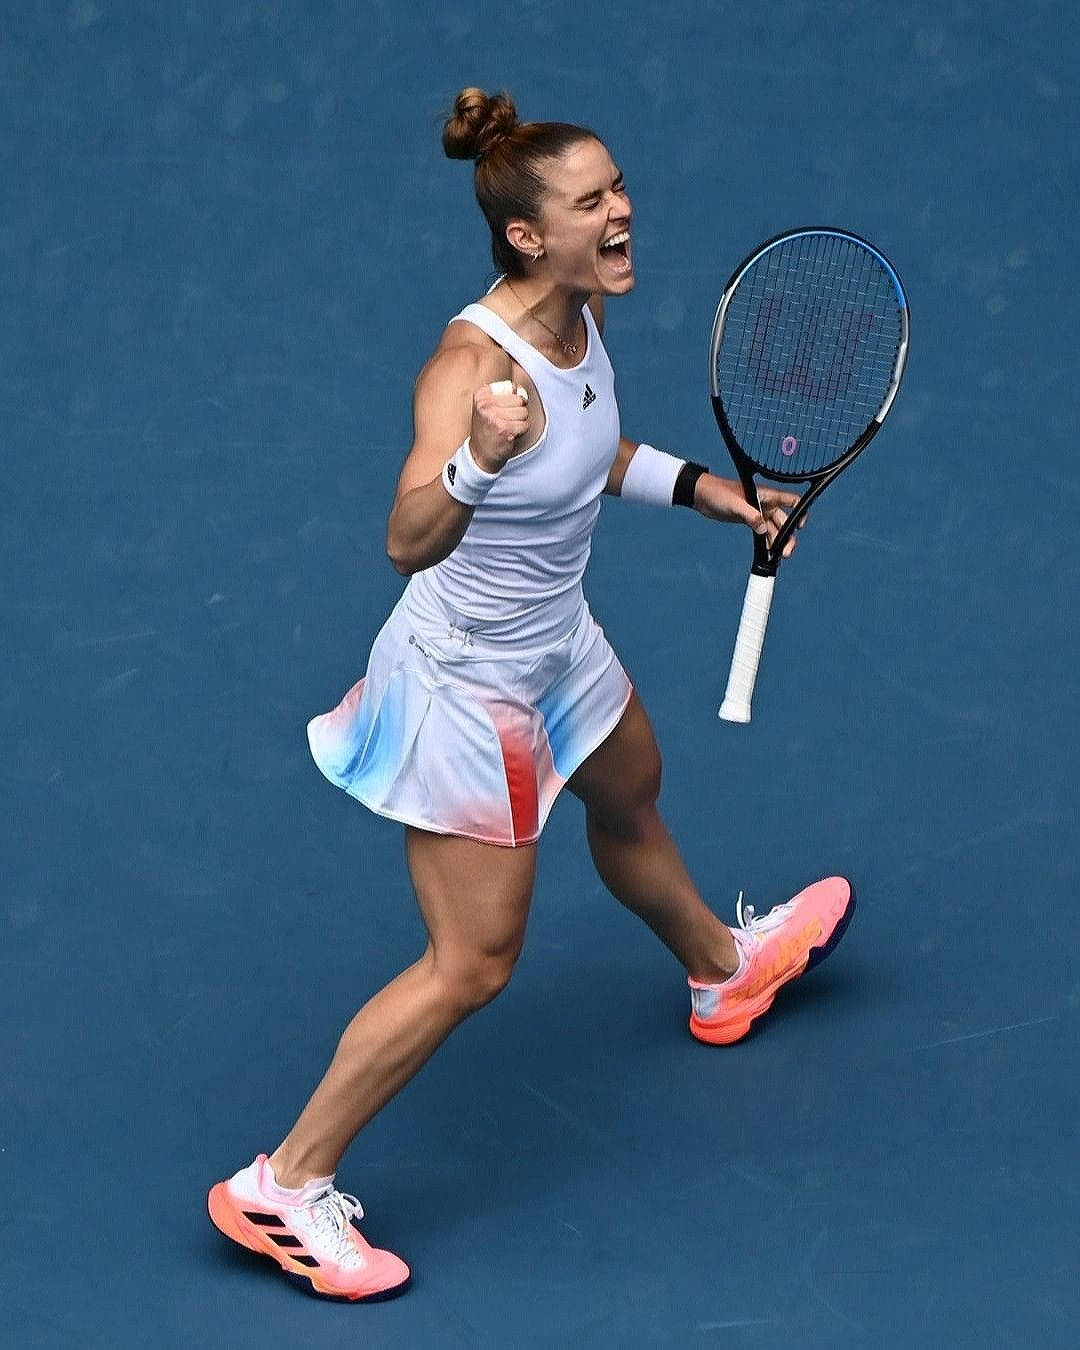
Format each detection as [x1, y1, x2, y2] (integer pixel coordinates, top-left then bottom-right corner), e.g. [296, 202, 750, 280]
[569, 168, 624, 206]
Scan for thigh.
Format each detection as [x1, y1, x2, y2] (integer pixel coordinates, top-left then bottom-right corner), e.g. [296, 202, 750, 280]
[405, 826, 537, 961]
[565, 690, 662, 823]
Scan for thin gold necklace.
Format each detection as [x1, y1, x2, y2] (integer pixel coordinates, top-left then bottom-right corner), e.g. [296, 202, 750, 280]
[503, 278, 579, 357]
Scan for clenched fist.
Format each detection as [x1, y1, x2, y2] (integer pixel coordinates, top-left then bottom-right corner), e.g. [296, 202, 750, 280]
[469, 380, 530, 472]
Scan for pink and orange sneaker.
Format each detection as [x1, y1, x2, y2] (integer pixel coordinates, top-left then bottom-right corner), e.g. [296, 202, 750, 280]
[688, 876, 855, 1045]
[207, 1155, 410, 1301]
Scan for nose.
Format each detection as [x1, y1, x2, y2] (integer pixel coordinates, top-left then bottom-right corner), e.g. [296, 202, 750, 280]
[610, 188, 631, 221]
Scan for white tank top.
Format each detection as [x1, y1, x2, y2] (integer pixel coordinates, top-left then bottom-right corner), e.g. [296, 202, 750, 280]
[403, 299, 620, 650]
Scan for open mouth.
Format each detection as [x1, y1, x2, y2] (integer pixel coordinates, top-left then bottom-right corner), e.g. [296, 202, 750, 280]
[599, 230, 632, 274]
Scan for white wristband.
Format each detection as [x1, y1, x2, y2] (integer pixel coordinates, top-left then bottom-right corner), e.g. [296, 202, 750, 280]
[619, 443, 686, 507]
[442, 437, 500, 506]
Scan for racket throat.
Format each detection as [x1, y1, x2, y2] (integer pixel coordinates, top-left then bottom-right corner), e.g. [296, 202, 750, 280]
[740, 473, 780, 576]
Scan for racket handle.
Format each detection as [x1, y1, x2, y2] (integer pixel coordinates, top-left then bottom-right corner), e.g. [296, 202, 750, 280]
[718, 572, 776, 723]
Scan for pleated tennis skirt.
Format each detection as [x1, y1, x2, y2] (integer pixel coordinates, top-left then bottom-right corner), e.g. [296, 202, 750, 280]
[306, 592, 632, 847]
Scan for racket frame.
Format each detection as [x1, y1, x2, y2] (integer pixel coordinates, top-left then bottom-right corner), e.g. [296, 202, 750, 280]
[709, 225, 909, 578]
[708, 227, 909, 720]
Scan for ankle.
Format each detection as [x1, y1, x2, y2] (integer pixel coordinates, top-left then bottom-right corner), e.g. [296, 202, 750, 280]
[266, 1146, 333, 1193]
[690, 959, 739, 985]
[689, 929, 742, 985]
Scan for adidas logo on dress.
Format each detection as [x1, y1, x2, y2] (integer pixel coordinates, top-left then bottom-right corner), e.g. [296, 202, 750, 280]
[582, 383, 596, 410]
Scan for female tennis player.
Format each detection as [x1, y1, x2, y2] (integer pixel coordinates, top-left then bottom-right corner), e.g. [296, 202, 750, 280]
[208, 88, 854, 1301]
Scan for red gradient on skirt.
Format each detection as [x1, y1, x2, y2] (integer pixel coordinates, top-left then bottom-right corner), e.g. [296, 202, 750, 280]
[495, 720, 540, 845]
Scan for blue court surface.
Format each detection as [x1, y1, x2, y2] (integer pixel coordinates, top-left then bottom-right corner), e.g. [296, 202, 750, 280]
[4, 2, 1079, 1346]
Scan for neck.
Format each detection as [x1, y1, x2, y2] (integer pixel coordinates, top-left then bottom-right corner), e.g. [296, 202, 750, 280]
[503, 275, 590, 354]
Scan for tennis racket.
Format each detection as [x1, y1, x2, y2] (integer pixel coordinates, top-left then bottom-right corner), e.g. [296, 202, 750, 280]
[710, 227, 909, 722]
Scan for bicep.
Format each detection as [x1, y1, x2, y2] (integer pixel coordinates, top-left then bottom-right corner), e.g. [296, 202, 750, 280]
[394, 429, 464, 505]
[393, 348, 508, 501]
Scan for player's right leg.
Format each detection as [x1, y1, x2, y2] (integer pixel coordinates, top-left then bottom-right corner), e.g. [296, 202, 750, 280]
[208, 826, 536, 1300]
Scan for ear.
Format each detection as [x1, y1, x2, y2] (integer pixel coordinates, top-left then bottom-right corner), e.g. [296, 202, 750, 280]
[505, 219, 543, 260]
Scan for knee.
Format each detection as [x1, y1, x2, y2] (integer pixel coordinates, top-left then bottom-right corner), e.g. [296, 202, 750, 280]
[436, 942, 522, 1014]
[590, 755, 663, 840]
[638, 753, 663, 809]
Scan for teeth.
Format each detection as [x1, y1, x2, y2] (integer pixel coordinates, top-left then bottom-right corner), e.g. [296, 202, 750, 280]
[601, 231, 630, 249]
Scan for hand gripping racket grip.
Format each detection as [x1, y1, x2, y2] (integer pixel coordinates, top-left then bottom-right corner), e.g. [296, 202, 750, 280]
[718, 572, 776, 723]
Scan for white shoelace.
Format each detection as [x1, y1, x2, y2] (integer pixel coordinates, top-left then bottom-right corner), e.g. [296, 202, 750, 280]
[734, 889, 793, 935]
[692, 891, 807, 1017]
[303, 1190, 366, 1269]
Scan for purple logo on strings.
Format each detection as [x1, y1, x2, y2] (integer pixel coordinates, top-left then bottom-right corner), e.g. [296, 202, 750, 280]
[781, 436, 798, 457]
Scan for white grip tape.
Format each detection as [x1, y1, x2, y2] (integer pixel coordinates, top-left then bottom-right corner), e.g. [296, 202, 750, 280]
[718, 572, 776, 723]
[489, 380, 528, 402]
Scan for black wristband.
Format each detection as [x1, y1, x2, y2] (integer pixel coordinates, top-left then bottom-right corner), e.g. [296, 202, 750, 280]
[672, 461, 709, 507]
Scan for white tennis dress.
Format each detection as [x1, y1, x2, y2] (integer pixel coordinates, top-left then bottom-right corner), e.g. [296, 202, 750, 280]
[307, 297, 633, 846]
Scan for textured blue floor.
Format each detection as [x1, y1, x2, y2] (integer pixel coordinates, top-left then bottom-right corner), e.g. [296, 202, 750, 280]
[4, 2, 1079, 1346]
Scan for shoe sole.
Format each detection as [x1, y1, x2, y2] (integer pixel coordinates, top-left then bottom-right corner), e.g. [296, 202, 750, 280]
[690, 880, 857, 1045]
[207, 1183, 411, 1303]
[805, 879, 857, 971]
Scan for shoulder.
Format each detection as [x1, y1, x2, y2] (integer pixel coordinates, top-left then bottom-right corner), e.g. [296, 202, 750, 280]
[587, 294, 605, 334]
[414, 316, 512, 405]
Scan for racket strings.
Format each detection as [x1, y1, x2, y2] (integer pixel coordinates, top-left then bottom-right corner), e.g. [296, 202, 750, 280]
[734, 243, 894, 455]
[724, 263, 898, 466]
[715, 232, 905, 476]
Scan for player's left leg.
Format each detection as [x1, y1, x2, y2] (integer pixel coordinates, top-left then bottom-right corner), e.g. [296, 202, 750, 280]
[566, 691, 854, 1043]
[565, 691, 739, 983]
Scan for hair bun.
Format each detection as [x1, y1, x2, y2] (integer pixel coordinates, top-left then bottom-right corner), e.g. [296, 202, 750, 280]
[442, 87, 518, 161]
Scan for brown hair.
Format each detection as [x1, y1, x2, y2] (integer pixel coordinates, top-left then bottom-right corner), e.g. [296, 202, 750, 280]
[442, 87, 598, 278]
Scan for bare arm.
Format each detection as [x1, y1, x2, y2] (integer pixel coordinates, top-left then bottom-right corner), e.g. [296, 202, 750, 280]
[385, 344, 529, 576]
[607, 437, 802, 556]
[603, 435, 640, 496]
[591, 296, 801, 549]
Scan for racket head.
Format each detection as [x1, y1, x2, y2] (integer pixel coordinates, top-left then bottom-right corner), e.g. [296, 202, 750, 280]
[709, 227, 909, 484]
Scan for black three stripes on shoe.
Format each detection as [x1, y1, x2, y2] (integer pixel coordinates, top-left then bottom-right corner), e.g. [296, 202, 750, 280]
[242, 1211, 321, 1267]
